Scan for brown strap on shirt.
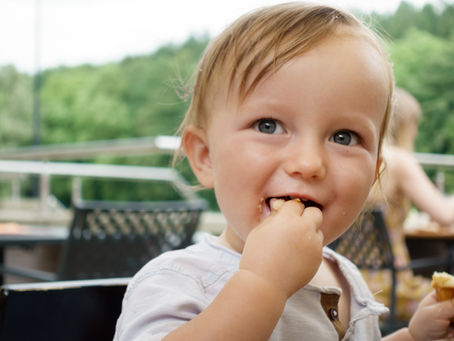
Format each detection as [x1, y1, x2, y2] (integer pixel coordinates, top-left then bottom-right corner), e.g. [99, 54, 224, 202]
[320, 293, 346, 340]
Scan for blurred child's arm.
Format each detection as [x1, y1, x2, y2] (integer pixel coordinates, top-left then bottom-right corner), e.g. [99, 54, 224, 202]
[383, 291, 454, 341]
[389, 148, 454, 226]
[164, 200, 324, 340]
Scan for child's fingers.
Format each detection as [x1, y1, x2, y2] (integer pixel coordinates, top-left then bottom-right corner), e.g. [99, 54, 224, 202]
[423, 290, 454, 319]
[421, 290, 439, 305]
[436, 298, 454, 320]
[273, 199, 305, 215]
[302, 206, 323, 229]
[420, 291, 454, 320]
[272, 200, 323, 230]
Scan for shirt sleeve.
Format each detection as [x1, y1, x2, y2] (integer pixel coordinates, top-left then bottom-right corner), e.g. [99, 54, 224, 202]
[114, 267, 209, 341]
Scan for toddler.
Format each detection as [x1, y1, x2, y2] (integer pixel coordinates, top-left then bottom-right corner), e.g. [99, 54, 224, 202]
[114, 3, 454, 340]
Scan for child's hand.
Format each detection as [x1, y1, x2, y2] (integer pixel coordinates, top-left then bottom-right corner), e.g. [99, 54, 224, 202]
[408, 291, 454, 341]
[239, 199, 324, 298]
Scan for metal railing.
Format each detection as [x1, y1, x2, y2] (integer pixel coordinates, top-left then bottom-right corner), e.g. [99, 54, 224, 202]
[0, 136, 197, 223]
[0, 160, 198, 207]
[0, 136, 181, 161]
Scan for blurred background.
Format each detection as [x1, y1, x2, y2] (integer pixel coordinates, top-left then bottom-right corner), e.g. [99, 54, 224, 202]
[0, 0, 453, 211]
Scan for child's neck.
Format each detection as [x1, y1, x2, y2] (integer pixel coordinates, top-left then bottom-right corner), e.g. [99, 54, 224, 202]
[217, 228, 245, 253]
[309, 258, 336, 287]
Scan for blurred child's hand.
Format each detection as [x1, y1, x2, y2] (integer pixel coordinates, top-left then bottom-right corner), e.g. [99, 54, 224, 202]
[239, 199, 324, 298]
[408, 291, 454, 340]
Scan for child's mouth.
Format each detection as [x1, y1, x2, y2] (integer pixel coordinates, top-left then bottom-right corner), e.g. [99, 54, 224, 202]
[266, 196, 323, 213]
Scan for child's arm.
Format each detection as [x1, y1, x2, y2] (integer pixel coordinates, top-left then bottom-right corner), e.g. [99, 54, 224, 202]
[383, 291, 454, 341]
[164, 200, 324, 340]
[388, 148, 454, 226]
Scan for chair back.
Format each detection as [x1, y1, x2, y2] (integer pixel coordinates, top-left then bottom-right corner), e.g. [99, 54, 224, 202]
[58, 200, 206, 280]
[0, 278, 128, 341]
[329, 209, 395, 271]
[330, 209, 452, 335]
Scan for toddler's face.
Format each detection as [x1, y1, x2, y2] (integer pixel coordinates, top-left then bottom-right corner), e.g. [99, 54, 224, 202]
[198, 35, 389, 252]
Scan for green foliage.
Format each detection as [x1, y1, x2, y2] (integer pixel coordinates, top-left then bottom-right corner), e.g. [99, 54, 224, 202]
[0, 66, 33, 147]
[372, 1, 454, 39]
[38, 36, 207, 145]
[40, 64, 132, 143]
[389, 28, 454, 158]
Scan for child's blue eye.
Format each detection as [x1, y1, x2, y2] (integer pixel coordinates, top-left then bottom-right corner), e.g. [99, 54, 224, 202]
[253, 119, 284, 134]
[331, 130, 359, 146]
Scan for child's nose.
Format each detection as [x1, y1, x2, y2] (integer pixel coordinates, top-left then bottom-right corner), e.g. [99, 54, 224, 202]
[282, 141, 326, 180]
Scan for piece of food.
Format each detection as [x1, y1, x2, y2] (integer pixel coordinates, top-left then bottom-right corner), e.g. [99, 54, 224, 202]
[432, 271, 454, 301]
[270, 198, 302, 213]
[271, 199, 286, 213]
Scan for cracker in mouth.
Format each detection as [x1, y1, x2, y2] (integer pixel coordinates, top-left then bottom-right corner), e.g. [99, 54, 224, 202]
[269, 196, 322, 213]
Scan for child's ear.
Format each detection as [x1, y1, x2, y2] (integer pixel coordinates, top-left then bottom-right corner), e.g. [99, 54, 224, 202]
[182, 125, 214, 189]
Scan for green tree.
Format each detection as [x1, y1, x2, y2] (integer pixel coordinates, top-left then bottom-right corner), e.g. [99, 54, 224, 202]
[372, 1, 454, 40]
[375, 1, 419, 39]
[119, 36, 207, 138]
[0, 66, 33, 147]
[40, 64, 131, 144]
[390, 29, 454, 155]
[438, 3, 454, 38]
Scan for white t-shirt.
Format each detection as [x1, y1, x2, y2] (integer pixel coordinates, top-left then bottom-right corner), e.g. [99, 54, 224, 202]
[114, 233, 388, 341]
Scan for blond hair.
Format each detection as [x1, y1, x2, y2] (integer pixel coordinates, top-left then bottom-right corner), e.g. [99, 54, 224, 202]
[175, 2, 394, 161]
[387, 88, 421, 152]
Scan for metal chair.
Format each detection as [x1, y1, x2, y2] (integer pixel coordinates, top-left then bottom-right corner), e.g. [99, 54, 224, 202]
[1, 200, 206, 282]
[329, 209, 450, 335]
